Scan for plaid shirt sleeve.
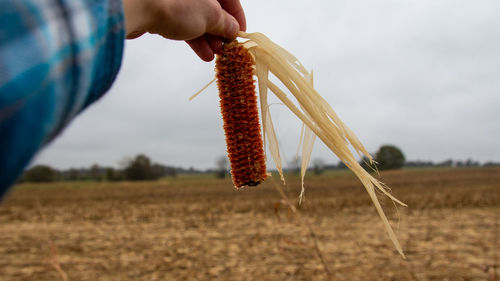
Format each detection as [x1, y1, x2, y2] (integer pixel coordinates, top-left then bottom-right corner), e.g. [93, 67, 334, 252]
[0, 0, 125, 197]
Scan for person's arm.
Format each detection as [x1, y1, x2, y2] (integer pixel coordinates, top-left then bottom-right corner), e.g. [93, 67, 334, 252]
[0, 0, 125, 197]
[0, 0, 246, 197]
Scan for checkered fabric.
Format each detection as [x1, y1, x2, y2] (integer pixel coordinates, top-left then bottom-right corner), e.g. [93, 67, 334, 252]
[0, 0, 125, 197]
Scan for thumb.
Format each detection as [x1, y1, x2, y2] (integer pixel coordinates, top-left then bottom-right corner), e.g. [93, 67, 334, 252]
[206, 9, 239, 39]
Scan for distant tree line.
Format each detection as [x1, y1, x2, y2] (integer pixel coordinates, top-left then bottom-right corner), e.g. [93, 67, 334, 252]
[312, 145, 499, 174]
[20, 147, 500, 183]
[21, 154, 181, 183]
[359, 145, 499, 171]
[405, 159, 485, 168]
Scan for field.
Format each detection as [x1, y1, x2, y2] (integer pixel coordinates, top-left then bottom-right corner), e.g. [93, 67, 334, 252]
[0, 167, 499, 281]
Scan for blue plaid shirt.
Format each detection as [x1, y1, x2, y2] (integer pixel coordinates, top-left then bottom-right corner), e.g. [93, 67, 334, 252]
[0, 0, 125, 197]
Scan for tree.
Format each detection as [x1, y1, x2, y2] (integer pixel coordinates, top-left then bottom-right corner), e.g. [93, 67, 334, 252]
[124, 154, 162, 181]
[336, 161, 348, 170]
[151, 163, 170, 179]
[437, 159, 453, 167]
[90, 164, 103, 181]
[374, 145, 405, 170]
[312, 158, 326, 175]
[288, 157, 301, 174]
[106, 168, 124, 181]
[65, 168, 80, 181]
[23, 165, 58, 182]
[215, 156, 229, 179]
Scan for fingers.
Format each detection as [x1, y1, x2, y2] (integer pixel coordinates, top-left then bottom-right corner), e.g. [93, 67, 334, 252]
[205, 34, 224, 54]
[186, 34, 225, 61]
[186, 37, 215, 62]
[205, 7, 239, 39]
[217, 0, 246, 31]
[126, 30, 145, 39]
[187, 0, 247, 62]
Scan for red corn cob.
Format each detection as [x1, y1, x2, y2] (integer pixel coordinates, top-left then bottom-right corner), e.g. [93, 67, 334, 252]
[215, 41, 268, 188]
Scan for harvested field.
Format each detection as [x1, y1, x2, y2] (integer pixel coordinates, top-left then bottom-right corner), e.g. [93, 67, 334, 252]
[0, 167, 499, 280]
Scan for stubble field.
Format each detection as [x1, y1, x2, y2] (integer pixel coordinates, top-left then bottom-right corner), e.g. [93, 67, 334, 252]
[0, 167, 499, 280]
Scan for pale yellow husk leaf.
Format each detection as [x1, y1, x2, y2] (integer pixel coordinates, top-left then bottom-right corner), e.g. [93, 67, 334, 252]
[239, 31, 406, 257]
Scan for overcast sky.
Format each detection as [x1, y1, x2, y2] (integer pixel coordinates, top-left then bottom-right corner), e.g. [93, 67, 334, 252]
[33, 0, 500, 170]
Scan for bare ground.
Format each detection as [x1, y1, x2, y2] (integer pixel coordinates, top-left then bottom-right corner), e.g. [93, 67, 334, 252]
[0, 168, 499, 281]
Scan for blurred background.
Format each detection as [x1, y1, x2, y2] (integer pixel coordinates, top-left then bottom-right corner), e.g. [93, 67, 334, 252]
[1, 0, 499, 280]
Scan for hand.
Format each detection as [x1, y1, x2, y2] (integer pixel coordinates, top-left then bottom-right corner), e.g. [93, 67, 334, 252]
[123, 0, 246, 61]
